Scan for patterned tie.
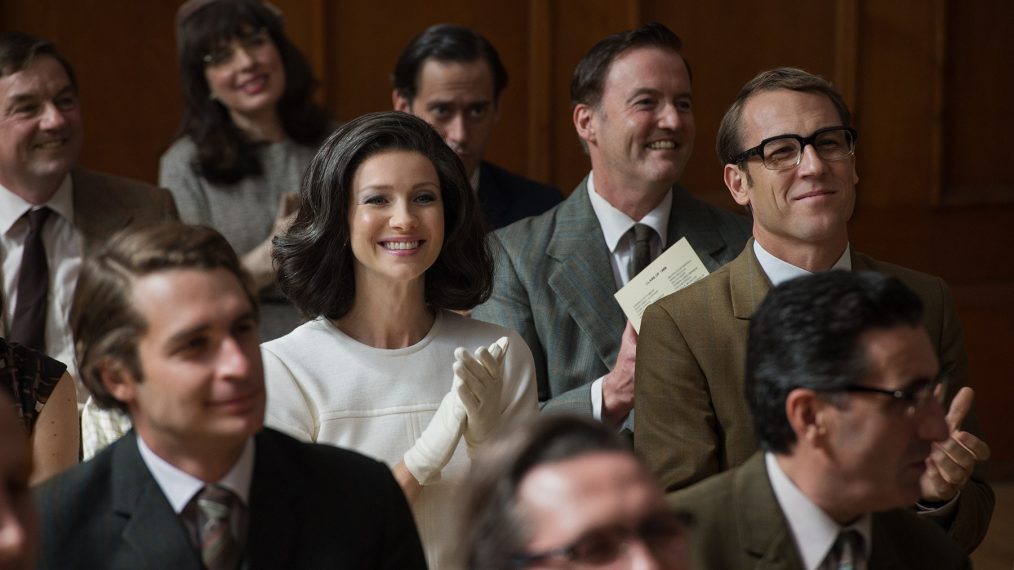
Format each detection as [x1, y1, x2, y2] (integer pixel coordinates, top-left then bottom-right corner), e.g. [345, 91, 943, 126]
[9, 207, 52, 351]
[196, 485, 241, 570]
[627, 223, 654, 279]
[829, 529, 864, 570]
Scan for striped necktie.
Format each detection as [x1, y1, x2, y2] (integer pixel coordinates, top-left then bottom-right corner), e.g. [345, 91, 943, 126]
[628, 223, 654, 279]
[196, 485, 241, 570]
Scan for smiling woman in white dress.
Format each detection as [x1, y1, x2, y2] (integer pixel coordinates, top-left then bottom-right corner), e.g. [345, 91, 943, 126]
[261, 111, 537, 568]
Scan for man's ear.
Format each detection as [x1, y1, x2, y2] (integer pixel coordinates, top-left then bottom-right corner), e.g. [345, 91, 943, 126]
[392, 89, 411, 113]
[573, 103, 596, 146]
[725, 163, 751, 207]
[99, 357, 138, 406]
[785, 388, 825, 444]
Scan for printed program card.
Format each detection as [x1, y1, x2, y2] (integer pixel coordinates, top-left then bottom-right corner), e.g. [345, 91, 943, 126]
[614, 237, 709, 332]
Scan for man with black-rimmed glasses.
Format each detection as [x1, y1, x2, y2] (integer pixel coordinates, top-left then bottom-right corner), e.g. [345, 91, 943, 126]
[670, 270, 972, 569]
[635, 67, 994, 553]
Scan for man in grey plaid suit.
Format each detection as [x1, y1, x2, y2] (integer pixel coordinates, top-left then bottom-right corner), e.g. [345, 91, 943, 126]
[473, 23, 749, 427]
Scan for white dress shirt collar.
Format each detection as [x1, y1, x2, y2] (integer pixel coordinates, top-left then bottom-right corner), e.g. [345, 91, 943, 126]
[136, 434, 255, 514]
[587, 173, 671, 254]
[753, 240, 852, 287]
[0, 174, 74, 235]
[766, 453, 872, 570]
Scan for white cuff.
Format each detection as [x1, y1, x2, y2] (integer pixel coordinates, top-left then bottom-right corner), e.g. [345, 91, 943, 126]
[591, 376, 605, 420]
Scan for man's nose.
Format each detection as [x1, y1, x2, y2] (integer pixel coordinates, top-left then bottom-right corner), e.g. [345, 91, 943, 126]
[796, 143, 828, 176]
[444, 114, 467, 145]
[217, 336, 252, 379]
[39, 103, 68, 130]
[0, 496, 31, 564]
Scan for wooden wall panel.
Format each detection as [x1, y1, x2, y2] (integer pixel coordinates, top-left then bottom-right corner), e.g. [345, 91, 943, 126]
[3, 0, 1012, 465]
[327, 0, 534, 178]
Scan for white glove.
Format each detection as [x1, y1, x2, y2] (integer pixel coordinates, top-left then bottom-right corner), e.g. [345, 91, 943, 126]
[403, 389, 465, 485]
[456, 336, 509, 455]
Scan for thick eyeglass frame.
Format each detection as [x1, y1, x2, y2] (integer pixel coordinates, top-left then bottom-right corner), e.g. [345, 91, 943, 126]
[203, 27, 272, 68]
[510, 510, 692, 568]
[822, 377, 944, 417]
[731, 126, 858, 170]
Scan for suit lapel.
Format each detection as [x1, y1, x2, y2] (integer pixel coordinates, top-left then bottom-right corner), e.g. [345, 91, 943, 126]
[547, 178, 625, 366]
[246, 430, 299, 570]
[112, 434, 202, 570]
[729, 240, 771, 321]
[665, 185, 733, 271]
[866, 513, 905, 570]
[734, 454, 804, 570]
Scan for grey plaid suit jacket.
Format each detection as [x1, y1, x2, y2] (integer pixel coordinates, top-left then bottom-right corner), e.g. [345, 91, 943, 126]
[636, 242, 995, 552]
[472, 175, 750, 415]
[670, 453, 971, 569]
[35, 428, 427, 569]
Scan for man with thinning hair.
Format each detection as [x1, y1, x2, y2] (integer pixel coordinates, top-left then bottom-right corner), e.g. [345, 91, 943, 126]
[34, 222, 426, 569]
[636, 67, 993, 551]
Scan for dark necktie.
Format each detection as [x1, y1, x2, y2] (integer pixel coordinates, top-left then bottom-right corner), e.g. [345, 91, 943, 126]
[196, 485, 241, 570]
[9, 207, 52, 351]
[627, 223, 654, 279]
[827, 529, 864, 570]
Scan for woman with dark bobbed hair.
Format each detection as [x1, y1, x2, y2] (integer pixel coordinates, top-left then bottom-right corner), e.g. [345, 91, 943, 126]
[263, 111, 536, 567]
[160, 0, 331, 340]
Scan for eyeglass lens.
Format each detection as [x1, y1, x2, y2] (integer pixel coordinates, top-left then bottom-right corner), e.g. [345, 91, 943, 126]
[205, 28, 270, 67]
[571, 512, 688, 565]
[762, 128, 854, 170]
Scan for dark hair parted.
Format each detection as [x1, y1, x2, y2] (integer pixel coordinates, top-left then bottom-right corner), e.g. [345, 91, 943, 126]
[460, 414, 633, 570]
[746, 271, 924, 454]
[71, 222, 257, 413]
[392, 23, 508, 103]
[174, 0, 330, 185]
[274, 111, 492, 319]
[570, 22, 688, 109]
[0, 31, 76, 89]
[716, 67, 852, 166]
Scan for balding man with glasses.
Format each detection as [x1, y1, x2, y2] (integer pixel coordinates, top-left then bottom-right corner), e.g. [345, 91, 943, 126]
[634, 67, 994, 553]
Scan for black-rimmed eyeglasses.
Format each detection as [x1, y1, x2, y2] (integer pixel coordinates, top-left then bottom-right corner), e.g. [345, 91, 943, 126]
[203, 27, 272, 68]
[731, 126, 858, 171]
[511, 510, 692, 568]
[825, 377, 944, 417]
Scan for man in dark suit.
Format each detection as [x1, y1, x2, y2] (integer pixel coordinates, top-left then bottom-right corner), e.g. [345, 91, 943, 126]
[0, 31, 177, 394]
[671, 271, 971, 569]
[392, 24, 562, 229]
[34, 223, 427, 569]
[473, 23, 750, 426]
[636, 67, 993, 551]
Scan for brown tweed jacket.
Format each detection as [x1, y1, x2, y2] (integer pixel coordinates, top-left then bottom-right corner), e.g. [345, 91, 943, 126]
[635, 241, 994, 552]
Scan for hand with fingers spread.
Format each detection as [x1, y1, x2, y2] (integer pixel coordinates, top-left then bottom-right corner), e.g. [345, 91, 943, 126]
[455, 336, 509, 453]
[402, 388, 466, 486]
[921, 387, 991, 503]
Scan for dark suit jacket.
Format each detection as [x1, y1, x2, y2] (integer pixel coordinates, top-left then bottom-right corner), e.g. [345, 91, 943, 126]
[472, 175, 750, 414]
[477, 161, 562, 229]
[635, 242, 994, 552]
[35, 428, 428, 570]
[669, 453, 971, 570]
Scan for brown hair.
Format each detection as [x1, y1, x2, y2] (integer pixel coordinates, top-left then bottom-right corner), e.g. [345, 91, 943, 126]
[71, 222, 256, 412]
[716, 67, 852, 166]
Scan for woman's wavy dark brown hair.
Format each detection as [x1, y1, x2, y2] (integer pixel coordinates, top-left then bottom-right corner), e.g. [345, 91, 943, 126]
[274, 111, 493, 319]
[174, 0, 330, 184]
